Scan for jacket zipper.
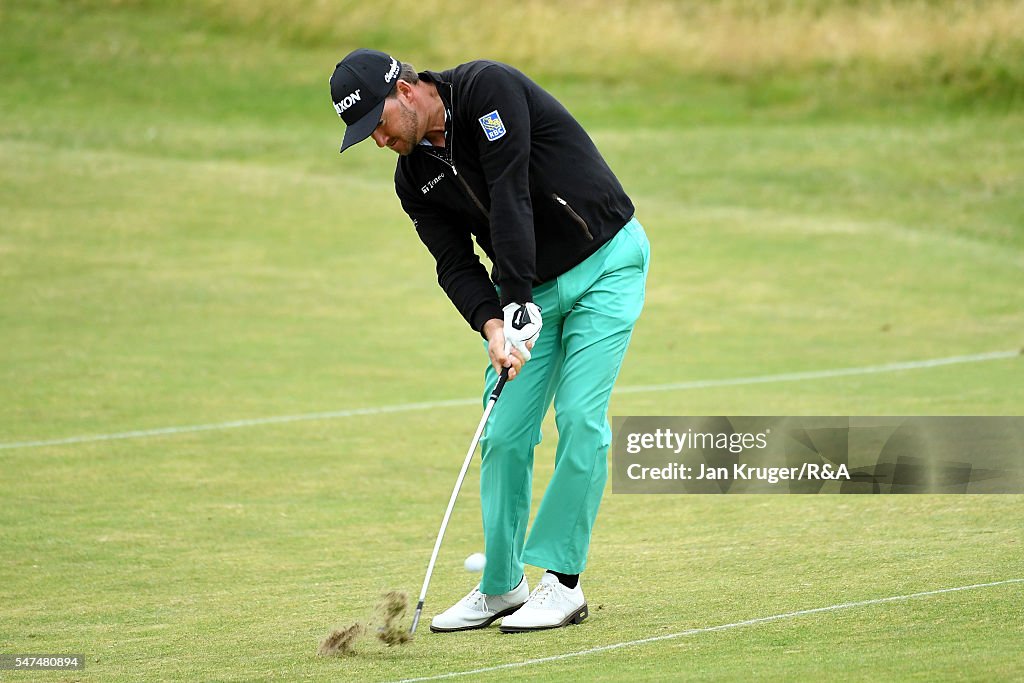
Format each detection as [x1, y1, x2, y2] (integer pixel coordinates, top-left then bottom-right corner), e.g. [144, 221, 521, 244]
[451, 163, 490, 218]
[423, 127, 490, 219]
[419, 84, 490, 220]
[553, 193, 593, 240]
[435, 91, 490, 220]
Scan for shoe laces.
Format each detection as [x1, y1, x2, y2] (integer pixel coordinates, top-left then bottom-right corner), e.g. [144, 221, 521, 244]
[526, 581, 557, 607]
[463, 587, 490, 612]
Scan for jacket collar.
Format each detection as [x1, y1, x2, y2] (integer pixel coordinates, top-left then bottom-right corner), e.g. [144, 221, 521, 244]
[415, 71, 454, 162]
[420, 70, 453, 109]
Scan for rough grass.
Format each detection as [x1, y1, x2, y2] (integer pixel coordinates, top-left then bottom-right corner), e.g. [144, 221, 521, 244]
[43, 0, 1024, 108]
[178, 0, 1024, 100]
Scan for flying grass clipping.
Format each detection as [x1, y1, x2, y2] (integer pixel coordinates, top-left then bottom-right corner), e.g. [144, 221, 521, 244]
[318, 590, 412, 657]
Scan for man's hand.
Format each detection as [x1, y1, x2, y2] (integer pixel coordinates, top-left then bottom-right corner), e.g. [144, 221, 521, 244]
[502, 302, 542, 360]
[482, 318, 535, 381]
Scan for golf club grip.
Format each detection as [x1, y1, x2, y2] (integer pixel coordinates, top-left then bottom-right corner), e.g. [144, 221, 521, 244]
[490, 366, 511, 401]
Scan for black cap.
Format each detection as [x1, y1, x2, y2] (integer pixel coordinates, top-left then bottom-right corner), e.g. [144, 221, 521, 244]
[330, 48, 402, 153]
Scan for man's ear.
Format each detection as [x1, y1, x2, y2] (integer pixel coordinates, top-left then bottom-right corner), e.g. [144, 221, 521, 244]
[396, 80, 415, 105]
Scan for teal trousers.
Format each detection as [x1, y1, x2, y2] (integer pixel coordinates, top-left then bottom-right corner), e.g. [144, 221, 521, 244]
[478, 218, 650, 594]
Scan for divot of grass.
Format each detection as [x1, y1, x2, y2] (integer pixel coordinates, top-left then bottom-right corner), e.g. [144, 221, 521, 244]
[375, 590, 413, 647]
[317, 590, 411, 657]
[318, 622, 364, 658]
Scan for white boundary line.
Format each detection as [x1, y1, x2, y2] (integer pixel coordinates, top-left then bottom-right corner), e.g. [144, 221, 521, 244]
[614, 349, 1019, 395]
[0, 350, 1018, 451]
[393, 578, 1024, 683]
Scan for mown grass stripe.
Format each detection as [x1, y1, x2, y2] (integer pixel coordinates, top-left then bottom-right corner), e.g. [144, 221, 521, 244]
[394, 578, 1024, 683]
[0, 350, 1017, 451]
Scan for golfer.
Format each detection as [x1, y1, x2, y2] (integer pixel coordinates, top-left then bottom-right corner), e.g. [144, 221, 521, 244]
[330, 49, 649, 633]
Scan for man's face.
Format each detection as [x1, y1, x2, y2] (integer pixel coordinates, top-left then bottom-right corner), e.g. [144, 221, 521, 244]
[370, 96, 420, 156]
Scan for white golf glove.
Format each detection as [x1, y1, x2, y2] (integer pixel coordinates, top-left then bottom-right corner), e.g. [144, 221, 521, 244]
[502, 302, 542, 362]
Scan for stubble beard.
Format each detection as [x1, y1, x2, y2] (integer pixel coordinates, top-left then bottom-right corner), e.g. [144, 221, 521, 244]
[395, 102, 420, 156]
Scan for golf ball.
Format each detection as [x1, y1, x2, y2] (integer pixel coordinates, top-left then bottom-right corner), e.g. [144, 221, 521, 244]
[464, 552, 487, 572]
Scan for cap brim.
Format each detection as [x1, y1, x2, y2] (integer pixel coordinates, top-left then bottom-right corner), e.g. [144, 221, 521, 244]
[339, 98, 386, 154]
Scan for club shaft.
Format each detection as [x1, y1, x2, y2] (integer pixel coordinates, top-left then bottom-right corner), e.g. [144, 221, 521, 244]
[409, 367, 509, 633]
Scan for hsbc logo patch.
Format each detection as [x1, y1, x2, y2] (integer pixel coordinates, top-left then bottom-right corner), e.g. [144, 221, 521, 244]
[334, 89, 362, 116]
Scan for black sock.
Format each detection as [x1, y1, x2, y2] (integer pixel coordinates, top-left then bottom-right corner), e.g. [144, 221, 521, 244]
[547, 570, 579, 589]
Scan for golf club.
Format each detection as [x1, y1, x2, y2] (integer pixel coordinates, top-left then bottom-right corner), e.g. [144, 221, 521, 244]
[409, 365, 511, 635]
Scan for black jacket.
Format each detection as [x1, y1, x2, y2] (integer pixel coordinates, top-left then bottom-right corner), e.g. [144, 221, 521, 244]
[395, 61, 635, 334]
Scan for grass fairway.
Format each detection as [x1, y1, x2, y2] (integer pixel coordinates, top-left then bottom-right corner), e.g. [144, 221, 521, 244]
[1, 2, 1022, 681]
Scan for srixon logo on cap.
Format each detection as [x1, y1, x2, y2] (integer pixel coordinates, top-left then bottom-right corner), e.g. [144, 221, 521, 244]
[334, 89, 362, 116]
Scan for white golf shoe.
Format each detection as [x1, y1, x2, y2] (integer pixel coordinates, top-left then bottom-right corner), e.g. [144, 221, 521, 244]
[499, 572, 588, 632]
[429, 575, 529, 632]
